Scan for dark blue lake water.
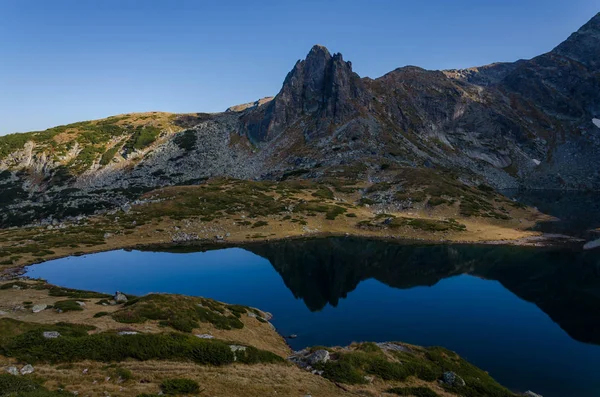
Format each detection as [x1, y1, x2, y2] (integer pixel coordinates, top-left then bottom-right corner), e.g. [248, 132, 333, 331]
[25, 238, 600, 397]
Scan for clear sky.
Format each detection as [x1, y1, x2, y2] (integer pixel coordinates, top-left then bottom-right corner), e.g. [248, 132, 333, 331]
[0, 0, 597, 135]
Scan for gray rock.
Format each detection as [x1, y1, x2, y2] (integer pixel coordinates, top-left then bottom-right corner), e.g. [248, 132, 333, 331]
[114, 292, 127, 303]
[229, 345, 247, 361]
[376, 342, 413, 353]
[20, 364, 34, 375]
[229, 345, 247, 353]
[6, 366, 18, 376]
[31, 304, 47, 313]
[0, 310, 7, 316]
[75, 301, 86, 307]
[262, 312, 273, 321]
[43, 331, 61, 339]
[443, 371, 465, 387]
[307, 349, 330, 365]
[118, 331, 138, 336]
[195, 334, 214, 339]
[524, 391, 543, 397]
[583, 237, 600, 250]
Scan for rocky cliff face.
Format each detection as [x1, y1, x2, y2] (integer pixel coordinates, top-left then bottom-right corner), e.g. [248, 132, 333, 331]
[0, 13, 599, 227]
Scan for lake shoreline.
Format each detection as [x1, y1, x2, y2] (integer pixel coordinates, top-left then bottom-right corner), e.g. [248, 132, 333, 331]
[3, 229, 585, 282]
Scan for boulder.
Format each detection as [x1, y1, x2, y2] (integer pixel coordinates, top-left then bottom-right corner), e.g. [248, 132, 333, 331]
[262, 312, 273, 321]
[195, 334, 214, 339]
[524, 391, 543, 397]
[43, 331, 61, 339]
[583, 237, 600, 250]
[307, 349, 330, 365]
[229, 345, 247, 361]
[76, 301, 86, 307]
[443, 371, 465, 387]
[118, 331, 138, 336]
[114, 292, 128, 303]
[6, 366, 18, 376]
[31, 304, 47, 313]
[20, 364, 34, 375]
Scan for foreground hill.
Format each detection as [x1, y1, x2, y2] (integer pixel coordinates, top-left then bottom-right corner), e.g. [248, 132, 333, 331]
[0, 13, 598, 231]
[0, 280, 534, 397]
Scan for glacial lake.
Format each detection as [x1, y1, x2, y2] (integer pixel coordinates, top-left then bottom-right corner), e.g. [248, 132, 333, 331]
[25, 238, 600, 397]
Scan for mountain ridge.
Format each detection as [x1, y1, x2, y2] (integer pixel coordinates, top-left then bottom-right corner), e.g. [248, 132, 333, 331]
[0, 13, 599, 228]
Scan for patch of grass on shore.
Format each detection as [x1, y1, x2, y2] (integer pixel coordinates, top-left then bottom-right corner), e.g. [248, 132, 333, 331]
[0, 318, 282, 366]
[112, 294, 245, 332]
[314, 342, 514, 397]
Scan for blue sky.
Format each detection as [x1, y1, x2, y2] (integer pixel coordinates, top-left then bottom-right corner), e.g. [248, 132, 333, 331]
[0, 0, 597, 135]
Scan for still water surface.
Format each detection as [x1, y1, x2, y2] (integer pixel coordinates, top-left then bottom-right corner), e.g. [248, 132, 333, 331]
[26, 238, 600, 397]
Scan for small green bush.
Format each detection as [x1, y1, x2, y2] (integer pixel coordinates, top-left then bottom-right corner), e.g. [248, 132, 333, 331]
[54, 300, 84, 312]
[93, 312, 110, 318]
[388, 387, 440, 397]
[160, 378, 200, 395]
[113, 366, 133, 381]
[320, 361, 366, 384]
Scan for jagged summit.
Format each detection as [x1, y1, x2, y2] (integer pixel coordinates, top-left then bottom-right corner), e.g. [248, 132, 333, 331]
[242, 44, 366, 142]
[552, 12, 600, 68]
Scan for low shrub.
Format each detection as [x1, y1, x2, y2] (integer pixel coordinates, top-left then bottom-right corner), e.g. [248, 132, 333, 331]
[160, 378, 200, 395]
[93, 311, 110, 318]
[388, 387, 440, 397]
[54, 300, 83, 312]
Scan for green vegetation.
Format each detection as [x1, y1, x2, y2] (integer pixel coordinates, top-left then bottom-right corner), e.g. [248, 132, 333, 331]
[0, 318, 280, 366]
[387, 387, 440, 397]
[125, 126, 161, 152]
[160, 378, 200, 395]
[112, 294, 245, 331]
[358, 215, 466, 232]
[52, 300, 83, 312]
[314, 343, 514, 397]
[252, 220, 269, 228]
[112, 366, 133, 381]
[173, 130, 196, 151]
[312, 186, 334, 199]
[93, 311, 110, 318]
[0, 374, 69, 397]
[100, 145, 121, 165]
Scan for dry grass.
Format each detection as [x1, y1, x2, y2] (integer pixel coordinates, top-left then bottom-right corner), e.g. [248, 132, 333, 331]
[0, 178, 547, 273]
[0, 281, 290, 357]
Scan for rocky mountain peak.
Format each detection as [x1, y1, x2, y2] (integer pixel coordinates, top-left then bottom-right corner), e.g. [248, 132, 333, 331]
[242, 45, 366, 142]
[552, 12, 600, 68]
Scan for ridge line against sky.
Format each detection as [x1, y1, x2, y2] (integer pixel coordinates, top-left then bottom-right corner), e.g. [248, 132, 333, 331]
[0, 0, 598, 135]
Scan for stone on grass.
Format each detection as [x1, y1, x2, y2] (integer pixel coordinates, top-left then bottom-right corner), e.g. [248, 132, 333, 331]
[118, 331, 138, 336]
[307, 349, 330, 365]
[195, 334, 214, 339]
[31, 304, 47, 313]
[524, 391, 543, 397]
[20, 364, 34, 375]
[443, 371, 465, 387]
[6, 366, 18, 376]
[43, 331, 61, 339]
[114, 292, 128, 303]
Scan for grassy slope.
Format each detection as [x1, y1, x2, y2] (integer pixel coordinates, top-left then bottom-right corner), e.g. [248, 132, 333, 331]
[0, 112, 186, 174]
[0, 280, 517, 397]
[0, 177, 544, 271]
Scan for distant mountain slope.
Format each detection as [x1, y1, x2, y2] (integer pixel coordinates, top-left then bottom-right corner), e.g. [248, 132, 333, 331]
[0, 13, 599, 227]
